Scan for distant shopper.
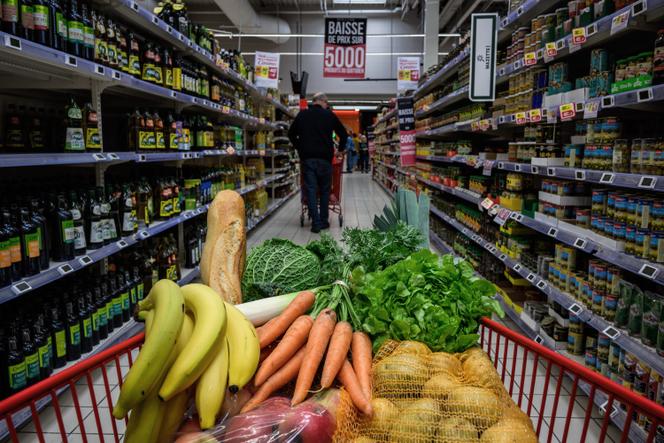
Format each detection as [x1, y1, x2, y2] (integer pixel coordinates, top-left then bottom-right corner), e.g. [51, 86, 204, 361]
[358, 134, 369, 173]
[345, 133, 356, 173]
[288, 92, 348, 233]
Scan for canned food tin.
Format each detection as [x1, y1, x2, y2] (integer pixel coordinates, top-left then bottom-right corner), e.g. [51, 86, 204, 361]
[635, 229, 650, 258]
[626, 225, 636, 254]
[648, 231, 664, 263]
[608, 342, 621, 371]
[592, 189, 607, 214]
[626, 195, 638, 225]
[614, 222, 626, 241]
[603, 293, 618, 321]
[576, 208, 590, 227]
[631, 138, 643, 173]
[652, 201, 664, 231]
[568, 331, 585, 355]
[638, 198, 653, 230]
[592, 289, 605, 314]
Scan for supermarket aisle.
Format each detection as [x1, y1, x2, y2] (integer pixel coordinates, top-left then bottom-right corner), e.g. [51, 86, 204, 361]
[248, 172, 391, 248]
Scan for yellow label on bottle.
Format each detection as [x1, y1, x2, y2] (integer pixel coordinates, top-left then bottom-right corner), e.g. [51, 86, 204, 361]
[139, 131, 156, 149]
[156, 131, 165, 149]
[55, 330, 66, 357]
[169, 133, 179, 150]
[86, 128, 101, 149]
[172, 67, 182, 90]
[165, 68, 173, 88]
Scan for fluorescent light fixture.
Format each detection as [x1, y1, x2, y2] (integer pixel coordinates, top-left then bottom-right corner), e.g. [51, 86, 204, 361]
[213, 32, 461, 38]
[333, 0, 386, 4]
[332, 105, 378, 110]
[241, 52, 449, 56]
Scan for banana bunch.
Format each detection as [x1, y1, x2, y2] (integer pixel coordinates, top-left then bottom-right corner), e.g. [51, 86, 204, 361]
[115, 281, 261, 442]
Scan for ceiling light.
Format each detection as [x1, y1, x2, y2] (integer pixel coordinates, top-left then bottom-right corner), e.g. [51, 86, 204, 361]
[332, 105, 378, 110]
[332, 0, 386, 4]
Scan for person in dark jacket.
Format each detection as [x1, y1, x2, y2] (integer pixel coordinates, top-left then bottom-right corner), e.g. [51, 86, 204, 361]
[288, 92, 348, 233]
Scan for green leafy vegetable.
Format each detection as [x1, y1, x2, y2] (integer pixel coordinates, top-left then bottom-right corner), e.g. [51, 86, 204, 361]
[305, 233, 346, 286]
[374, 188, 430, 249]
[241, 239, 321, 302]
[352, 250, 504, 353]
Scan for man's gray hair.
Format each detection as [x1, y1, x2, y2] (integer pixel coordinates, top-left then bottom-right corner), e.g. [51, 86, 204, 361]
[312, 92, 328, 102]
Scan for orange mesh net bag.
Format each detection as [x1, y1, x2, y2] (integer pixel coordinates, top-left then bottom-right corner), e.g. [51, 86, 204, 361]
[334, 340, 537, 443]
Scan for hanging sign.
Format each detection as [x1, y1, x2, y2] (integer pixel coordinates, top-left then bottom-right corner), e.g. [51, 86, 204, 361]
[323, 18, 367, 78]
[397, 96, 416, 167]
[254, 51, 280, 89]
[469, 13, 498, 101]
[397, 57, 420, 91]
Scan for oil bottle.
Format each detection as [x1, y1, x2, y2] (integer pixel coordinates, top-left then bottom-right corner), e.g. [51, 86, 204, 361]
[136, 177, 152, 227]
[154, 111, 165, 150]
[27, 107, 46, 152]
[78, 289, 92, 354]
[84, 188, 102, 250]
[94, 281, 107, 340]
[127, 31, 140, 77]
[20, 0, 33, 42]
[133, 265, 144, 302]
[102, 278, 114, 334]
[69, 191, 86, 255]
[108, 275, 120, 329]
[64, 97, 84, 152]
[98, 187, 115, 244]
[34, 316, 51, 379]
[127, 108, 142, 151]
[6, 332, 26, 395]
[106, 17, 116, 68]
[117, 26, 128, 73]
[82, 102, 100, 150]
[66, 0, 84, 58]
[18, 207, 40, 276]
[21, 325, 39, 386]
[53, 194, 75, 261]
[163, 47, 173, 89]
[64, 294, 80, 361]
[32, 0, 50, 46]
[29, 198, 49, 270]
[0, 221, 12, 287]
[153, 45, 163, 85]
[92, 9, 106, 64]
[172, 177, 181, 215]
[165, 112, 177, 150]
[2, 0, 20, 36]
[87, 284, 99, 346]
[142, 110, 156, 150]
[119, 271, 130, 322]
[52, 0, 67, 52]
[141, 41, 155, 83]
[5, 104, 26, 152]
[80, 2, 93, 60]
[49, 303, 66, 368]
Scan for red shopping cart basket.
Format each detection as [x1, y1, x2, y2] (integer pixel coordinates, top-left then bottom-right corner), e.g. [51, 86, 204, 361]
[2, 318, 664, 442]
[300, 155, 344, 228]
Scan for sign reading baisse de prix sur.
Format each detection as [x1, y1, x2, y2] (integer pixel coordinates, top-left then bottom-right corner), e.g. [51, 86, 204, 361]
[323, 17, 367, 78]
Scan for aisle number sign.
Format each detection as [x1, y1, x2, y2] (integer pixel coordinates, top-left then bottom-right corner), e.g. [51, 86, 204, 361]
[397, 57, 420, 92]
[323, 18, 367, 78]
[559, 103, 576, 120]
[254, 51, 280, 89]
[529, 108, 542, 122]
[572, 27, 587, 45]
[523, 51, 537, 66]
[398, 96, 416, 167]
[469, 13, 498, 102]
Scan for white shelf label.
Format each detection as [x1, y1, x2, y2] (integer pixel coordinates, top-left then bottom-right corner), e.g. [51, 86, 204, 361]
[534, 335, 544, 344]
[638, 176, 657, 189]
[171, 91, 177, 98]
[600, 173, 615, 184]
[107, 153, 119, 160]
[568, 303, 583, 315]
[167, 26, 173, 33]
[78, 255, 93, 266]
[514, 164, 521, 172]
[4, 35, 22, 50]
[602, 326, 621, 340]
[637, 88, 653, 102]
[64, 56, 77, 67]
[575, 170, 586, 180]
[602, 95, 615, 108]
[531, 166, 539, 175]
[537, 280, 547, 290]
[513, 263, 521, 272]
[130, 1, 139, 11]
[137, 154, 147, 162]
[498, 162, 504, 169]
[638, 263, 659, 279]
[138, 230, 150, 239]
[151, 16, 159, 25]
[547, 167, 556, 176]
[480, 198, 495, 210]
[586, 23, 597, 37]
[57, 264, 74, 276]
[112, 71, 121, 80]
[611, 9, 631, 35]
[92, 153, 105, 161]
[516, 214, 523, 222]
[632, 0, 647, 16]
[527, 273, 535, 282]
[94, 65, 105, 76]
[116, 240, 128, 248]
[556, 39, 565, 50]
[574, 238, 588, 249]
[11, 281, 32, 294]
[584, 100, 599, 119]
[548, 228, 558, 237]
[499, 254, 507, 261]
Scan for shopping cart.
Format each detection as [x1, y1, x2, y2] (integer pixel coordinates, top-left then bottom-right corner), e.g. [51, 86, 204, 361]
[300, 154, 344, 228]
[2, 318, 664, 442]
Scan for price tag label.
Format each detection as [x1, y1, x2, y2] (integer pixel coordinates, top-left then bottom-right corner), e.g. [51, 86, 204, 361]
[537, 280, 547, 290]
[602, 325, 621, 340]
[92, 153, 106, 161]
[57, 264, 74, 276]
[94, 65, 105, 76]
[515, 112, 527, 125]
[523, 51, 537, 66]
[513, 263, 522, 272]
[637, 88, 654, 102]
[259, 118, 266, 124]
[600, 172, 615, 184]
[11, 281, 32, 295]
[632, 0, 647, 16]
[480, 198, 495, 211]
[547, 227, 558, 238]
[559, 103, 576, 121]
[107, 153, 119, 160]
[528, 109, 542, 123]
[534, 335, 544, 344]
[546, 108, 557, 124]
[584, 100, 600, 119]
[638, 176, 657, 189]
[112, 71, 121, 80]
[65, 56, 77, 67]
[494, 208, 512, 226]
[575, 169, 586, 180]
[499, 254, 507, 261]
[116, 240, 128, 249]
[527, 273, 536, 282]
[638, 263, 659, 279]
[78, 255, 93, 266]
[545, 42, 557, 57]
[138, 230, 150, 239]
[222, 106, 230, 114]
[568, 303, 583, 315]
[130, 1, 139, 11]
[151, 16, 159, 25]
[611, 9, 630, 34]
[531, 166, 539, 174]
[572, 27, 587, 45]
[574, 238, 588, 250]
[4, 35, 22, 50]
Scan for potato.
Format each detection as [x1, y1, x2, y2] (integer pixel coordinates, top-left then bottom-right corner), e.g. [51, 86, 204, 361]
[389, 398, 441, 443]
[365, 398, 399, 438]
[442, 387, 502, 431]
[480, 419, 538, 443]
[393, 340, 432, 355]
[434, 417, 479, 442]
[374, 353, 429, 398]
[352, 437, 377, 443]
[457, 347, 487, 363]
[429, 352, 463, 377]
[421, 373, 463, 401]
[462, 357, 502, 389]
[500, 407, 534, 429]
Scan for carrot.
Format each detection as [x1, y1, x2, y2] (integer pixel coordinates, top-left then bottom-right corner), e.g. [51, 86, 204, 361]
[320, 321, 353, 388]
[254, 315, 314, 386]
[291, 308, 337, 406]
[338, 360, 373, 416]
[241, 347, 306, 413]
[351, 332, 373, 400]
[259, 291, 316, 349]
[256, 317, 276, 340]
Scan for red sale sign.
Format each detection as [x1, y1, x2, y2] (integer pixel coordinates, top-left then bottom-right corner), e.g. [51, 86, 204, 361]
[323, 18, 366, 78]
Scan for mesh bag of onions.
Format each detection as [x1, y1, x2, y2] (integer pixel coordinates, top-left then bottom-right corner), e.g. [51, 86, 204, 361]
[334, 340, 538, 443]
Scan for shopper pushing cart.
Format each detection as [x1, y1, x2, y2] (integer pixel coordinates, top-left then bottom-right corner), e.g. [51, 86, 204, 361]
[288, 92, 348, 233]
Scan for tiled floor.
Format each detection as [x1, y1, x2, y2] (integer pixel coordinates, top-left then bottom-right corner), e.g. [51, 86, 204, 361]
[12, 173, 626, 442]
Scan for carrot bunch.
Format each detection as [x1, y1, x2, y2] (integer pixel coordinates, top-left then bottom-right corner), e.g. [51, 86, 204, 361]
[242, 290, 373, 416]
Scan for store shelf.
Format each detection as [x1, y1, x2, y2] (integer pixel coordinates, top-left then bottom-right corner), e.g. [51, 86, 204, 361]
[373, 175, 395, 197]
[415, 85, 469, 118]
[416, 118, 477, 139]
[375, 108, 397, 125]
[429, 230, 454, 255]
[247, 188, 300, 231]
[417, 176, 483, 205]
[498, 0, 561, 44]
[0, 174, 286, 303]
[414, 48, 470, 98]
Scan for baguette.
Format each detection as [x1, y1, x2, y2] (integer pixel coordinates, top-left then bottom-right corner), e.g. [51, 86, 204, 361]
[200, 190, 246, 304]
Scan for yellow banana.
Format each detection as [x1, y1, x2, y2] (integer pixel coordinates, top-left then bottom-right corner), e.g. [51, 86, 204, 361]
[124, 391, 166, 443]
[157, 389, 191, 442]
[196, 336, 229, 429]
[159, 284, 227, 401]
[225, 302, 260, 393]
[113, 280, 184, 419]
